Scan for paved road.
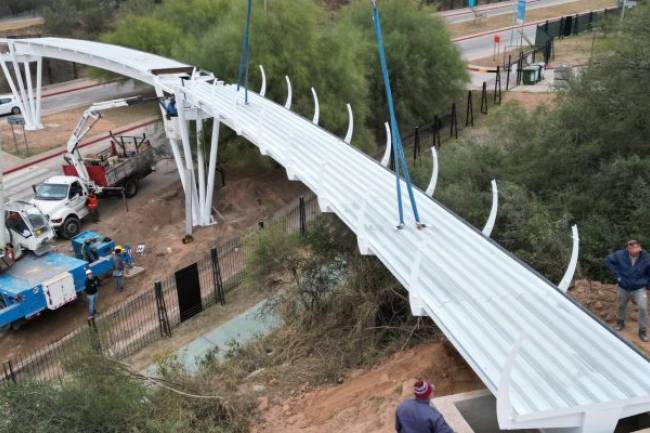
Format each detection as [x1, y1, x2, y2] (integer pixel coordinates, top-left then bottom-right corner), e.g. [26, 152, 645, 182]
[454, 23, 538, 60]
[2, 119, 161, 201]
[442, 0, 581, 24]
[40, 79, 152, 115]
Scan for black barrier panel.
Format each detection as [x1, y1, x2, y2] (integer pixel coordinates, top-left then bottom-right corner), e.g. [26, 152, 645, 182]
[175, 263, 203, 322]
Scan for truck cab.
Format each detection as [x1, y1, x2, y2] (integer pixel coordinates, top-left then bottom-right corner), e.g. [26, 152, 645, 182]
[32, 175, 90, 239]
[3, 200, 55, 262]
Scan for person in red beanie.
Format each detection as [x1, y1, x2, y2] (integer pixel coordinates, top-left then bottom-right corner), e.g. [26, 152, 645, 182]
[395, 379, 454, 433]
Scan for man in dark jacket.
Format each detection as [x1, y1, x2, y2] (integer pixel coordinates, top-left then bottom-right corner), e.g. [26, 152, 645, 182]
[84, 269, 100, 319]
[396, 380, 453, 433]
[606, 240, 650, 342]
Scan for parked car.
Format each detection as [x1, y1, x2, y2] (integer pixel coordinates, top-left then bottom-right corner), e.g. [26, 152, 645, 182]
[0, 94, 20, 116]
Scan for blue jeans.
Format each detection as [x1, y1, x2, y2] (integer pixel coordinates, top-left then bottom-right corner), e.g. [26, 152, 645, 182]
[617, 287, 647, 331]
[114, 275, 124, 291]
[87, 294, 97, 318]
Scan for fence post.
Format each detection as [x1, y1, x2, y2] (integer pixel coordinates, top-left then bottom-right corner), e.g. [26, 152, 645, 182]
[465, 90, 474, 127]
[506, 55, 511, 91]
[450, 103, 458, 139]
[258, 221, 264, 230]
[210, 248, 226, 306]
[2, 360, 16, 384]
[299, 195, 306, 236]
[480, 82, 488, 114]
[154, 281, 172, 337]
[87, 318, 101, 353]
[494, 66, 501, 105]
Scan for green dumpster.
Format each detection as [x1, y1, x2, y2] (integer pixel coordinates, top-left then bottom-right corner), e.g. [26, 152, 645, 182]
[522, 66, 539, 85]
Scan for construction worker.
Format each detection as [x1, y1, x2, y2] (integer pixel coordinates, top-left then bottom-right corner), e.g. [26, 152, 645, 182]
[395, 380, 453, 433]
[112, 247, 126, 292]
[80, 238, 98, 263]
[164, 96, 178, 120]
[84, 269, 100, 318]
[606, 240, 650, 342]
[87, 193, 99, 223]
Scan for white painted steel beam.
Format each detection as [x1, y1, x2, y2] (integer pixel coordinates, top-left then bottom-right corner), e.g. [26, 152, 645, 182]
[425, 146, 439, 197]
[311, 87, 319, 125]
[482, 179, 498, 237]
[380, 122, 392, 168]
[11, 38, 650, 433]
[258, 65, 266, 97]
[284, 75, 292, 109]
[344, 103, 353, 144]
[558, 225, 580, 293]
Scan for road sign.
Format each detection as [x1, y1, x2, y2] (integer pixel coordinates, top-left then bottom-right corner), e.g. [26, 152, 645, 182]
[7, 116, 24, 126]
[516, 0, 527, 24]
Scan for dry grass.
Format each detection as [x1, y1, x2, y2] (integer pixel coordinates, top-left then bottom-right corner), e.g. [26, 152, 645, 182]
[447, 0, 616, 39]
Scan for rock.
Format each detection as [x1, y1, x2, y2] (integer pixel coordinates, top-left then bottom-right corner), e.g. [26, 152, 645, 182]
[258, 396, 269, 411]
[252, 384, 266, 393]
[337, 376, 345, 384]
[269, 378, 280, 386]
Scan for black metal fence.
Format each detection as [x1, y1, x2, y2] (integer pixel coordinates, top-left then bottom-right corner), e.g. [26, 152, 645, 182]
[535, 7, 619, 48]
[1, 192, 320, 384]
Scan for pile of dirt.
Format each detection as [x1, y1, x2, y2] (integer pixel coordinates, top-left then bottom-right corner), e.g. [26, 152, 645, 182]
[253, 342, 481, 433]
[570, 279, 649, 354]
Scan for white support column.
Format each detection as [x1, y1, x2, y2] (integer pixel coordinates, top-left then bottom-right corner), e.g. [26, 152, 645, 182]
[24, 62, 37, 128]
[176, 92, 200, 224]
[35, 57, 43, 127]
[8, 44, 35, 130]
[0, 59, 28, 127]
[195, 116, 207, 224]
[153, 86, 187, 193]
[204, 119, 221, 224]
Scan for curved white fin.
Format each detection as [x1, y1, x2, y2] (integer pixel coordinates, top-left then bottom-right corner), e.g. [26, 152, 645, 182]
[344, 103, 353, 144]
[558, 225, 580, 293]
[259, 65, 267, 97]
[482, 179, 499, 237]
[284, 75, 292, 110]
[425, 146, 439, 197]
[496, 334, 524, 430]
[311, 87, 319, 125]
[380, 122, 392, 168]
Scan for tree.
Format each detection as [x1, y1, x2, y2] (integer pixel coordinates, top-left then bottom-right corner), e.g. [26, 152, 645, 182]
[338, 0, 468, 132]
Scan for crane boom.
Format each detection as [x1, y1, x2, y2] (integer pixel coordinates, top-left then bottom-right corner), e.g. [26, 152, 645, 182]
[65, 96, 146, 190]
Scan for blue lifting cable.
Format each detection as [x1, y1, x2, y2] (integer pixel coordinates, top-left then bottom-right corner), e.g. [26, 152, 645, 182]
[370, 0, 423, 229]
[237, 0, 253, 104]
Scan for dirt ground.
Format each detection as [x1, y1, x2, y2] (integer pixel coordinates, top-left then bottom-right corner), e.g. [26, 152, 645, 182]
[0, 158, 307, 361]
[0, 102, 159, 157]
[252, 342, 482, 433]
[502, 91, 556, 108]
[448, 0, 615, 39]
[570, 279, 650, 355]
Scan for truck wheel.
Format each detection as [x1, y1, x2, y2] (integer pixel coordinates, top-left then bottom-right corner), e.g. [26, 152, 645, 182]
[124, 178, 138, 198]
[11, 106, 20, 115]
[62, 216, 81, 239]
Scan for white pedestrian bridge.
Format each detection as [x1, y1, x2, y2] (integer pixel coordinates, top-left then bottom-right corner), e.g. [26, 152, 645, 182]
[2, 37, 649, 433]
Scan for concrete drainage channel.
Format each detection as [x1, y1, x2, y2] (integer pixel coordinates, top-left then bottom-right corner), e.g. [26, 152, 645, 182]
[434, 390, 650, 433]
